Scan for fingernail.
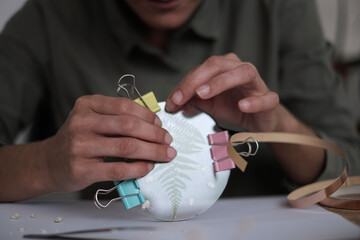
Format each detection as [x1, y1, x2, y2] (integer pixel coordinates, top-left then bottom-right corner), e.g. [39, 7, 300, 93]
[172, 91, 183, 104]
[154, 117, 162, 126]
[165, 133, 173, 144]
[165, 100, 176, 112]
[196, 85, 210, 97]
[239, 100, 250, 111]
[167, 147, 177, 159]
[148, 162, 155, 171]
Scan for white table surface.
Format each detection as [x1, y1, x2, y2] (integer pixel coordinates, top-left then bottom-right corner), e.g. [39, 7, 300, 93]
[1, 195, 359, 240]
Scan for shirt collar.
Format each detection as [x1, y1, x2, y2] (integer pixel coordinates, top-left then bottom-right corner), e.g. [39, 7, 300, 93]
[104, 0, 220, 56]
[187, 0, 220, 40]
[104, 1, 142, 56]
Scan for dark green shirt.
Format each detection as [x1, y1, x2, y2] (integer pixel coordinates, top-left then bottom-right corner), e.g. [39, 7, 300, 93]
[0, 0, 359, 197]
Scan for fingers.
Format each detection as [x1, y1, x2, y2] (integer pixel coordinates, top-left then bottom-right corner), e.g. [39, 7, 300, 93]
[91, 161, 155, 182]
[74, 136, 175, 183]
[74, 95, 161, 126]
[166, 55, 240, 112]
[223, 52, 241, 62]
[62, 134, 176, 185]
[69, 94, 176, 161]
[65, 104, 176, 161]
[165, 54, 267, 113]
[194, 63, 266, 99]
[166, 53, 274, 116]
[52, 94, 179, 192]
[76, 113, 171, 144]
[83, 136, 176, 162]
[238, 91, 279, 113]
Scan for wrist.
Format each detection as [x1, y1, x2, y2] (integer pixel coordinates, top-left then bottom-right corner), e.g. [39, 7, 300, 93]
[38, 137, 60, 193]
[273, 105, 303, 134]
[0, 140, 56, 202]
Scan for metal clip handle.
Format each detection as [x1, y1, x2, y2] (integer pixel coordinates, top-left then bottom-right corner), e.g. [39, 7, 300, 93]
[233, 137, 259, 157]
[116, 74, 150, 109]
[94, 181, 138, 209]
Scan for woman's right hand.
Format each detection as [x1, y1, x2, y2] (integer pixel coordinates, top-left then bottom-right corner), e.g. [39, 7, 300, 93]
[44, 94, 176, 193]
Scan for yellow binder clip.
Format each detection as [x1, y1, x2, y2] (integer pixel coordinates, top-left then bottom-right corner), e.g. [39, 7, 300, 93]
[134, 92, 161, 113]
[117, 74, 160, 113]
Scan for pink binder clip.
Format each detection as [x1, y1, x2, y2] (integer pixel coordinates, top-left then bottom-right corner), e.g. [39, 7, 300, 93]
[208, 131, 235, 172]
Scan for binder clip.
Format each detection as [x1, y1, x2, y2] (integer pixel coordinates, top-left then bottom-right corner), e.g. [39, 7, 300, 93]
[116, 74, 160, 113]
[208, 131, 235, 172]
[94, 74, 161, 210]
[94, 180, 146, 210]
[208, 131, 259, 172]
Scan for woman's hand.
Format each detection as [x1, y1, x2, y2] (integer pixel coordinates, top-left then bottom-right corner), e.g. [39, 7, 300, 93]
[45, 95, 176, 192]
[0, 94, 177, 202]
[166, 53, 284, 132]
[166, 53, 325, 185]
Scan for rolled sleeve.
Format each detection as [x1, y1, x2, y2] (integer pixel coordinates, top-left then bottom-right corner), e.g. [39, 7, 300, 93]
[316, 131, 360, 181]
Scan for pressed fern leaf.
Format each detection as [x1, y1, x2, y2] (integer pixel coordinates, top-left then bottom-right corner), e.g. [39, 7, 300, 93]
[165, 114, 205, 154]
[151, 113, 207, 220]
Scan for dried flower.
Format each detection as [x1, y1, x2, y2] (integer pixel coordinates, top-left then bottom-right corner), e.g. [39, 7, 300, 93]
[141, 200, 151, 209]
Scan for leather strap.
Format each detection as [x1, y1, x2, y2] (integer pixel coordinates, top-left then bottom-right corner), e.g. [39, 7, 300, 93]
[227, 132, 360, 210]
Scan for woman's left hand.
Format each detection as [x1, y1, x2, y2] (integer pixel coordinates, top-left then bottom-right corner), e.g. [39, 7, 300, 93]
[165, 53, 283, 132]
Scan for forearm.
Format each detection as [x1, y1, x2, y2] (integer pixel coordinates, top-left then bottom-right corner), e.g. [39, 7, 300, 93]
[271, 105, 325, 185]
[0, 141, 55, 202]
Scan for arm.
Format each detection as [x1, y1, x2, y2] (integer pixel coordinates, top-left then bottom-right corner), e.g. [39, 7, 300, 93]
[0, 2, 177, 202]
[0, 95, 176, 202]
[165, 0, 360, 186]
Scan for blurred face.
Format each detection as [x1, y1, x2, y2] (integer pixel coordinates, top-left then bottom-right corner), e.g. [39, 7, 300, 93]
[124, 0, 203, 31]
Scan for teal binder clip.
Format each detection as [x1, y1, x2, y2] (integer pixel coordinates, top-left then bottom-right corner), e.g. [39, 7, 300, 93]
[94, 179, 146, 210]
[115, 179, 146, 209]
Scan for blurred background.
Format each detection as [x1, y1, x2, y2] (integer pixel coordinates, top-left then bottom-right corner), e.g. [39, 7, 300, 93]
[0, 0, 359, 131]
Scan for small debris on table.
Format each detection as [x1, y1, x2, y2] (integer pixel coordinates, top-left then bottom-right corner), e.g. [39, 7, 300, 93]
[10, 213, 20, 220]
